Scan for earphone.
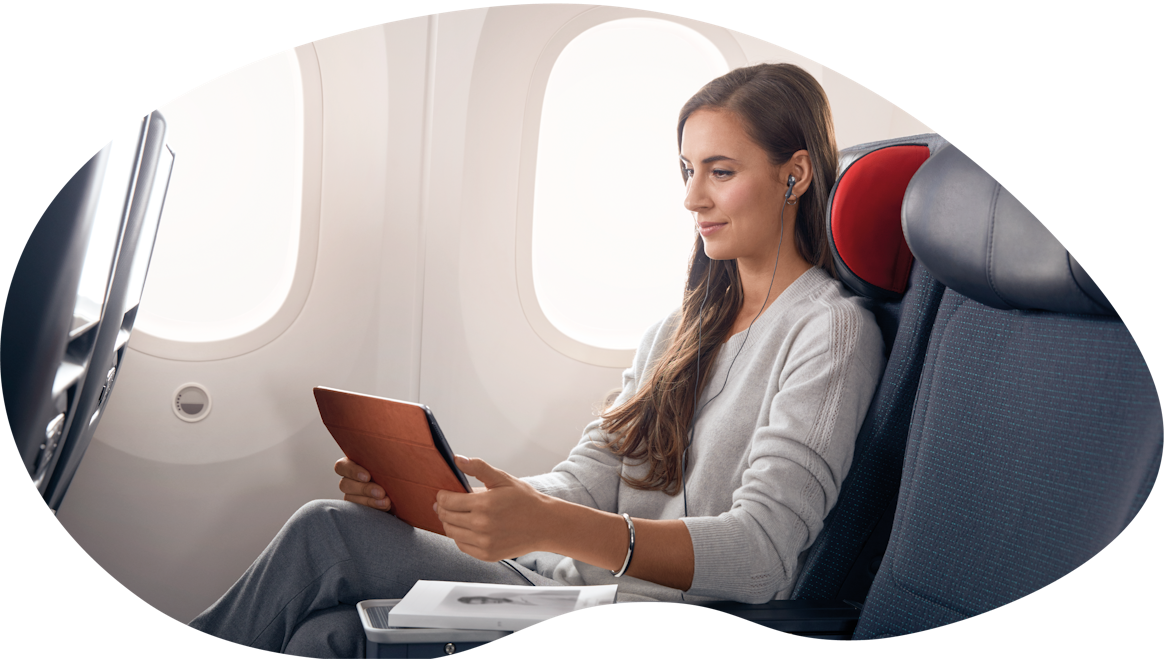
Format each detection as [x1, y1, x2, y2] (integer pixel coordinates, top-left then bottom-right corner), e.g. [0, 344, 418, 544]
[682, 173, 797, 516]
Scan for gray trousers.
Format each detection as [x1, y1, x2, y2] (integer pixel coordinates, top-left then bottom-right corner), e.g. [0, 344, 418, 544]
[188, 499, 562, 658]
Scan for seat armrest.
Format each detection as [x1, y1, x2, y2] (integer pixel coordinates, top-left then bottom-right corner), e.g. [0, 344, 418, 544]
[690, 600, 861, 639]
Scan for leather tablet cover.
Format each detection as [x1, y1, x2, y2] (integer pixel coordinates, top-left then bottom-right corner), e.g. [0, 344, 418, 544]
[313, 387, 468, 535]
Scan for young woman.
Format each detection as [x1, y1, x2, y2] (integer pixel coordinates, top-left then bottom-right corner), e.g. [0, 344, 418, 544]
[190, 62, 885, 657]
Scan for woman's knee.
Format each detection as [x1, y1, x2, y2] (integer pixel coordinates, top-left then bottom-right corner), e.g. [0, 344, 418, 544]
[282, 499, 412, 550]
[281, 499, 367, 544]
[289, 499, 353, 525]
[293, 498, 391, 525]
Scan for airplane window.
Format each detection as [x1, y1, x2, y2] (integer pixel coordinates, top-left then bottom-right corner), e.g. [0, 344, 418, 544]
[134, 50, 304, 343]
[532, 19, 728, 351]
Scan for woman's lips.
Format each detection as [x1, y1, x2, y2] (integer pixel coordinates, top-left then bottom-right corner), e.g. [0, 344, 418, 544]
[698, 222, 726, 236]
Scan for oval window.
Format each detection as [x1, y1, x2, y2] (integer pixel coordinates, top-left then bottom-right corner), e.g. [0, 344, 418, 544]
[134, 50, 304, 343]
[531, 19, 729, 351]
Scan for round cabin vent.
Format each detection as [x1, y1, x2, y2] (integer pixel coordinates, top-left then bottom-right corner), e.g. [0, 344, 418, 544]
[173, 383, 212, 423]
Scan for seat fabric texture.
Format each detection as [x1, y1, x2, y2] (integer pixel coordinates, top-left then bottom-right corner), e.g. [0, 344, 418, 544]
[791, 262, 944, 601]
[852, 290, 1163, 639]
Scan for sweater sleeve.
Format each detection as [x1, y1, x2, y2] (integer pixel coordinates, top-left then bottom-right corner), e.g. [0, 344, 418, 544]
[521, 313, 679, 512]
[681, 300, 884, 603]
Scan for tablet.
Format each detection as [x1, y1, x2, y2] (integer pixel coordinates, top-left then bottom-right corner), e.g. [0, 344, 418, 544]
[313, 386, 471, 535]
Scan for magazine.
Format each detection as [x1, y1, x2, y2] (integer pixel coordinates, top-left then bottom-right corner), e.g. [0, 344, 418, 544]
[387, 580, 618, 631]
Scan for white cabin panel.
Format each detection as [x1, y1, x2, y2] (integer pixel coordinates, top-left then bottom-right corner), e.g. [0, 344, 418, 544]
[57, 24, 397, 622]
[375, 16, 430, 402]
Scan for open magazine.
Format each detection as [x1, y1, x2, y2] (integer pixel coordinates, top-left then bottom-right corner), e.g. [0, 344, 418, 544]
[387, 581, 618, 631]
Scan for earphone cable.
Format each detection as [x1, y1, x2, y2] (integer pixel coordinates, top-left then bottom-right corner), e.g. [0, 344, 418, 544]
[683, 179, 793, 516]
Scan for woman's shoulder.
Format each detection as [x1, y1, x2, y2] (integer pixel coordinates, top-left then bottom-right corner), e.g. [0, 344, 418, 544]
[627, 307, 684, 375]
[637, 307, 682, 350]
[792, 269, 884, 357]
[801, 268, 876, 319]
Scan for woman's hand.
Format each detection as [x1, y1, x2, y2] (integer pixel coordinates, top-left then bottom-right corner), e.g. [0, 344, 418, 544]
[435, 456, 552, 562]
[437, 456, 694, 589]
[334, 457, 391, 510]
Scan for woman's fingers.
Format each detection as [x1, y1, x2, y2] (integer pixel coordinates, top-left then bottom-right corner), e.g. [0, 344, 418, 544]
[339, 493, 391, 514]
[454, 455, 512, 489]
[341, 483, 391, 510]
[435, 489, 475, 513]
[334, 457, 390, 510]
[440, 520, 493, 560]
[338, 475, 386, 500]
[334, 456, 370, 482]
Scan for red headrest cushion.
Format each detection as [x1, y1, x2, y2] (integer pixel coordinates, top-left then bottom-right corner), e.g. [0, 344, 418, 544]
[831, 145, 931, 296]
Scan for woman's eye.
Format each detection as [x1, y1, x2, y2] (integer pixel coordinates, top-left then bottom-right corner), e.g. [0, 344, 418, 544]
[712, 169, 733, 179]
[683, 167, 694, 178]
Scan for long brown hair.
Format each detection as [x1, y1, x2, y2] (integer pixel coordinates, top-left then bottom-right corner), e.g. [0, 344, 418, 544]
[600, 63, 839, 495]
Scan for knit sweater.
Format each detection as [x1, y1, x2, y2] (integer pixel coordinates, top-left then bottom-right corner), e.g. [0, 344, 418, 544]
[521, 267, 885, 603]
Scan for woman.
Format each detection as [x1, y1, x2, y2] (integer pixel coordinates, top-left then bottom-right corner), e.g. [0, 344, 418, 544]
[190, 62, 885, 656]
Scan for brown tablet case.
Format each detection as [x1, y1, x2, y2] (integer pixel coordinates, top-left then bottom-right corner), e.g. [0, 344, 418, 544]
[313, 387, 468, 535]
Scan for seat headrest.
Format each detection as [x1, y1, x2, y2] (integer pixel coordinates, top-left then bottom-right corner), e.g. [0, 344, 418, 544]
[902, 146, 1115, 315]
[827, 134, 949, 300]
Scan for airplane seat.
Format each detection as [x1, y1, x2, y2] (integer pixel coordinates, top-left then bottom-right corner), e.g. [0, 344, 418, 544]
[2, 148, 109, 492]
[4, 112, 172, 511]
[791, 133, 950, 604]
[42, 111, 172, 512]
[851, 145, 1163, 638]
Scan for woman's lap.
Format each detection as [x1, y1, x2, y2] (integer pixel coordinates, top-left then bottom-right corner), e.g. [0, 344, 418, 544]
[189, 499, 556, 657]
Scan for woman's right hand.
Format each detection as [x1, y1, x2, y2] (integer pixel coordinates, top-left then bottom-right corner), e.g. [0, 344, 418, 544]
[335, 457, 391, 510]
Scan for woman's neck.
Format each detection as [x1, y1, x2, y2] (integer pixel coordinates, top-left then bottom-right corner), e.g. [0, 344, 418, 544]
[728, 238, 813, 339]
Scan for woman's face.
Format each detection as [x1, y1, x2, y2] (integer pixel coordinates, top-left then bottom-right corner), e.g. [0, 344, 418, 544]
[680, 108, 790, 264]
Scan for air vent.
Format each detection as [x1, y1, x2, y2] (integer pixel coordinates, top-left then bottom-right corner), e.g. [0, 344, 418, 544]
[173, 383, 212, 423]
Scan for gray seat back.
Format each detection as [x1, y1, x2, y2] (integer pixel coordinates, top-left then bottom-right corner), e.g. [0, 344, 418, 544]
[852, 146, 1162, 638]
[793, 134, 948, 602]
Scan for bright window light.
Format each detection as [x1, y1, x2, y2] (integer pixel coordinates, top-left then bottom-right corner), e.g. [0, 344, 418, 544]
[532, 19, 728, 350]
[135, 50, 303, 343]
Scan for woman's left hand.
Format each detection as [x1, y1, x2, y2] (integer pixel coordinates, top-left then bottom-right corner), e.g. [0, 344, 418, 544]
[435, 456, 553, 562]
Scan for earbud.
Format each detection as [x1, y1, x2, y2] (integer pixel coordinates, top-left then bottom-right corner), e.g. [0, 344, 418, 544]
[784, 175, 797, 204]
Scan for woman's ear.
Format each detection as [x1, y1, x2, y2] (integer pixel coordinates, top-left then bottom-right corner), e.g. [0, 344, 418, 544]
[787, 149, 813, 198]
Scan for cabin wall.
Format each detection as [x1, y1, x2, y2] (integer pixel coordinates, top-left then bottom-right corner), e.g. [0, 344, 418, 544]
[55, 23, 398, 623]
[55, 4, 934, 623]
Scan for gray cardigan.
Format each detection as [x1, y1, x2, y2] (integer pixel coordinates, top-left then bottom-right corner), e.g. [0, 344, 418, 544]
[522, 267, 885, 603]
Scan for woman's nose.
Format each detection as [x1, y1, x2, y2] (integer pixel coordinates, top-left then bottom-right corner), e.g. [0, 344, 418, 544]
[684, 177, 710, 212]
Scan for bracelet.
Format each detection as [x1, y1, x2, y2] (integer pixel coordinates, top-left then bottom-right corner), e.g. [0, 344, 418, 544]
[611, 513, 636, 578]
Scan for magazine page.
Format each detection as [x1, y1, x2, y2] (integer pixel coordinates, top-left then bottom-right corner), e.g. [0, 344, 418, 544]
[388, 581, 618, 631]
